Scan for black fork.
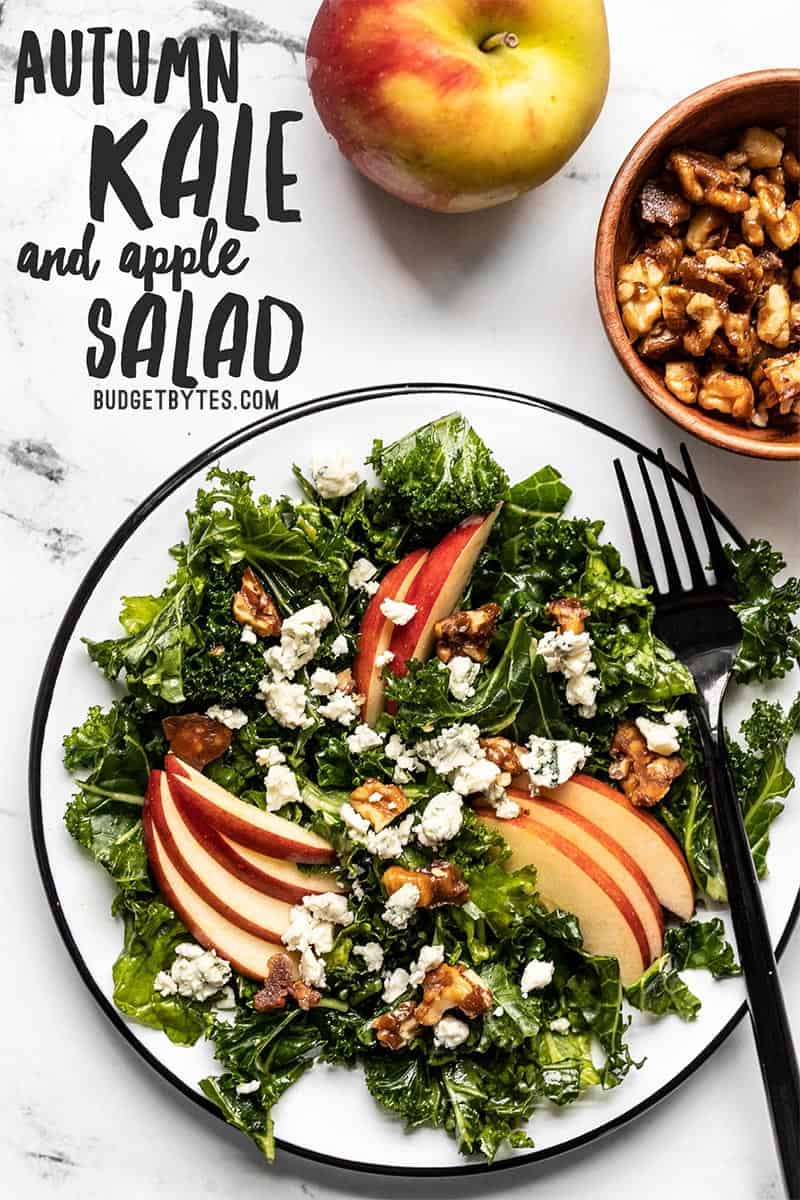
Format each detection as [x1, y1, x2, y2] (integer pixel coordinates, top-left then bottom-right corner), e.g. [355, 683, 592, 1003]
[615, 445, 800, 1199]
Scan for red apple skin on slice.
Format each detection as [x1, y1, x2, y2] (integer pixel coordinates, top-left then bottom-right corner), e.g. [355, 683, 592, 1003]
[477, 806, 649, 985]
[508, 789, 663, 962]
[353, 547, 429, 724]
[388, 506, 501, 676]
[544, 774, 695, 922]
[165, 755, 336, 864]
[151, 772, 294, 942]
[172, 787, 343, 903]
[143, 773, 290, 980]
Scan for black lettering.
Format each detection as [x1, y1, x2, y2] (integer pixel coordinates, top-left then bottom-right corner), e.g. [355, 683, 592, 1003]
[87, 27, 112, 104]
[87, 298, 115, 377]
[266, 111, 302, 223]
[116, 30, 150, 96]
[206, 32, 238, 102]
[90, 120, 151, 228]
[253, 295, 303, 381]
[225, 104, 258, 231]
[154, 37, 202, 107]
[50, 30, 82, 96]
[14, 31, 47, 102]
[203, 293, 247, 377]
[121, 294, 166, 378]
[160, 109, 218, 219]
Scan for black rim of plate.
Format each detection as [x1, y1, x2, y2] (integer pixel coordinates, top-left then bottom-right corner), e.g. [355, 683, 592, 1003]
[29, 382, 800, 1178]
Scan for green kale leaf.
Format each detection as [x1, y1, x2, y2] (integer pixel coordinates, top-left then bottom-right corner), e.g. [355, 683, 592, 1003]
[625, 955, 701, 1021]
[663, 918, 740, 979]
[729, 540, 800, 684]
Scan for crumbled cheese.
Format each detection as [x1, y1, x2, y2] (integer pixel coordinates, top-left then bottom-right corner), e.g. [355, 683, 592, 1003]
[492, 795, 521, 820]
[346, 723, 384, 753]
[416, 791, 463, 848]
[365, 814, 416, 859]
[382, 882, 420, 929]
[348, 557, 380, 595]
[379, 597, 417, 626]
[300, 948, 327, 989]
[265, 764, 301, 812]
[549, 1017, 571, 1034]
[520, 735, 588, 792]
[521, 959, 555, 995]
[240, 624, 258, 645]
[303, 892, 353, 925]
[318, 689, 362, 726]
[263, 680, 312, 729]
[385, 733, 422, 784]
[445, 655, 480, 701]
[265, 601, 333, 679]
[450, 756, 501, 798]
[236, 1079, 261, 1096]
[330, 633, 349, 657]
[340, 801, 371, 838]
[635, 714, 686, 756]
[493, 1006, 505, 1017]
[309, 667, 339, 696]
[154, 943, 231, 1002]
[255, 744, 285, 768]
[408, 944, 445, 987]
[352, 942, 384, 973]
[537, 630, 600, 719]
[282, 893, 353, 990]
[350, 877, 365, 901]
[311, 452, 360, 499]
[433, 1015, 470, 1050]
[375, 649, 395, 668]
[205, 705, 248, 731]
[213, 986, 237, 1014]
[382, 967, 411, 1003]
[415, 724, 483, 777]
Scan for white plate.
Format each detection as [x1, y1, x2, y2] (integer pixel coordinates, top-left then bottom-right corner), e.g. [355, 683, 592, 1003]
[30, 384, 800, 1175]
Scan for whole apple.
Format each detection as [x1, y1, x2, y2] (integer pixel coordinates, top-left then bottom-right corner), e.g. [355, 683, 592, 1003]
[306, 0, 610, 213]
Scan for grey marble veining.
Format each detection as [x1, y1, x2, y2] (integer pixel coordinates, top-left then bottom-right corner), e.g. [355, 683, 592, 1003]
[1, 1, 799, 1197]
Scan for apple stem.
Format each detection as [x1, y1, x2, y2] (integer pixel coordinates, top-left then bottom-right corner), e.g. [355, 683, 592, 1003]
[480, 31, 519, 52]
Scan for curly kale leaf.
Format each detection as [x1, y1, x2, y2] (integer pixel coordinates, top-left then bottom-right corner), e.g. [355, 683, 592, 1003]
[368, 413, 508, 537]
[729, 539, 800, 683]
[664, 918, 740, 979]
[625, 956, 701, 1021]
[728, 695, 800, 878]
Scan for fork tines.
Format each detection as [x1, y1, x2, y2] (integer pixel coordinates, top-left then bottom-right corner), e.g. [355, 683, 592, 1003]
[613, 445, 736, 599]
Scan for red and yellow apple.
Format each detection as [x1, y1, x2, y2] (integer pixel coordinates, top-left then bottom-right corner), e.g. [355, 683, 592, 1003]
[306, 0, 610, 213]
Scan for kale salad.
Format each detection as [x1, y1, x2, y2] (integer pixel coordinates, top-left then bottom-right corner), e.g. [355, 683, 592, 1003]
[63, 413, 800, 1164]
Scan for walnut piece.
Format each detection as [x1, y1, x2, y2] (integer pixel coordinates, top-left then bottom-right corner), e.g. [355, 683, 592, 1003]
[759, 352, 800, 414]
[609, 720, 686, 808]
[739, 126, 784, 170]
[414, 963, 493, 1027]
[434, 602, 500, 664]
[162, 714, 233, 770]
[752, 175, 800, 250]
[686, 206, 729, 251]
[683, 293, 725, 356]
[546, 596, 591, 635]
[661, 285, 692, 332]
[722, 310, 760, 363]
[698, 369, 755, 421]
[637, 177, 691, 227]
[349, 779, 410, 831]
[253, 952, 320, 1012]
[232, 567, 282, 637]
[480, 736, 527, 776]
[639, 325, 682, 359]
[618, 282, 662, 337]
[757, 284, 792, 349]
[374, 1001, 420, 1050]
[664, 361, 701, 405]
[667, 148, 750, 213]
[382, 861, 469, 908]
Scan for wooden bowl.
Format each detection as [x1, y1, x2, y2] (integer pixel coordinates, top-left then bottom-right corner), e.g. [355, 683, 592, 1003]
[595, 69, 800, 459]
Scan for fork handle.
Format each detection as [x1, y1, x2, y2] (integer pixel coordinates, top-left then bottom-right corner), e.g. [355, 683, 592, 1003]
[694, 702, 800, 1198]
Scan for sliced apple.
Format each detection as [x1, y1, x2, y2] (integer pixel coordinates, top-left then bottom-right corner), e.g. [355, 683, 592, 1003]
[388, 506, 501, 676]
[151, 772, 294, 942]
[545, 774, 695, 922]
[508, 789, 663, 961]
[353, 547, 429, 724]
[143, 773, 289, 980]
[173, 789, 343, 903]
[477, 805, 649, 985]
[165, 755, 336, 864]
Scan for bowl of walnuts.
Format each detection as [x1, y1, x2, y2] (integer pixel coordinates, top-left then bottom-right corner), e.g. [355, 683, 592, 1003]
[595, 69, 800, 458]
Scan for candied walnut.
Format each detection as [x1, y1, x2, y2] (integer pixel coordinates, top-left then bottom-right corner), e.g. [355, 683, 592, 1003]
[618, 282, 662, 337]
[739, 126, 784, 170]
[253, 953, 319, 1013]
[232, 567, 282, 638]
[434, 602, 500, 664]
[752, 176, 800, 251]
[162, 714, 232, 770]
[783, 151, 800, 184]
[760, 352, 800, 414]
[757, 284, 792, 349]
[637, 177, 691, 227]
[741, 195, 766, 248]
[722, 310, 760, 363]
[661, 285, 692, 333]
[667, 148, 750, 213]
[480, 736, 527, 777]
[617, 238, 682, 295]
[609, 720, 686, 808]
[546, 596, 591, 635]
[755, 250, 788, 290]
[349, 779, 410, 832]
[374, 1001, 420, 1050]
[336, 668, 356, 695]
[209, 644, 225, 658]
[414, 963, 493, 1027]
[664, 361, 701, 405]
[723, 150, 751, 189]
[698, 369, 755, 420]
[790, 301, 800, 343]
[639, 323, 683, 360]
[683, 293, 725, 356]
[686, 206, 729, 251]
[694, 245, 763, 302]
[382, 861, 469, 909]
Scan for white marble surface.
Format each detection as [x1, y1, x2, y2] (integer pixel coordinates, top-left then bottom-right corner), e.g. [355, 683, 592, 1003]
[1, 0, 799, 1196]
